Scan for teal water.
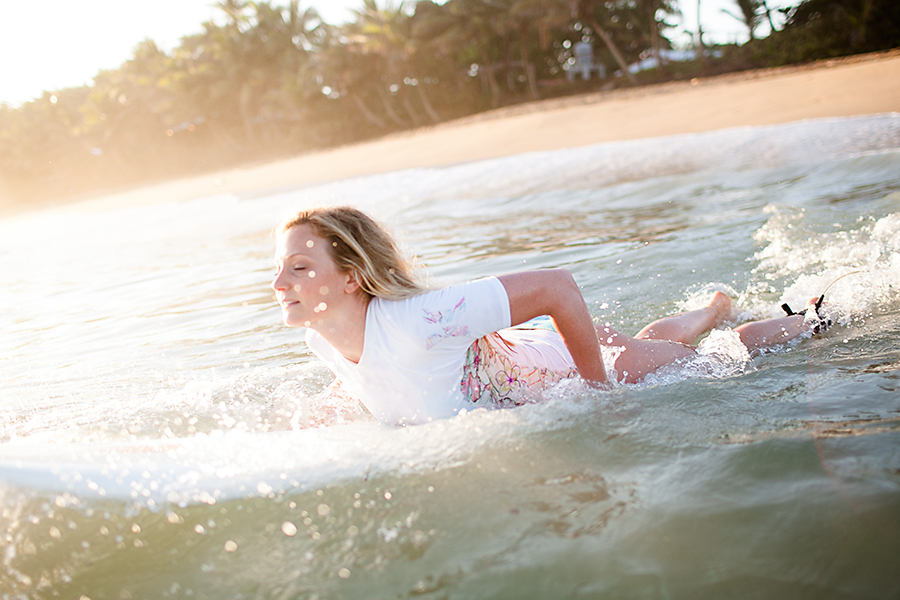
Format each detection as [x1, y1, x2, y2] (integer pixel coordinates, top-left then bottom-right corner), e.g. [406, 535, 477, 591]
[1, 115, 899, 599]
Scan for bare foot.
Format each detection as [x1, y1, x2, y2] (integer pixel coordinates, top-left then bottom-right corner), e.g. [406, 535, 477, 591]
[803, 295, 830, 333]
[634, 291, 732, 344]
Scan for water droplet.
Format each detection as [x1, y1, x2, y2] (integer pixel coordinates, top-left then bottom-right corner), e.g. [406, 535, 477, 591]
[306, 240, 314, 248]
[317, 504, 330, 517]
[384, 491, 392, 500]
[49, 526, 61, 539]
[281, 522, 298, 536]
[131, 524, 141, 534]
[338, 568, 351, 579]
[224, 540, 238, 552]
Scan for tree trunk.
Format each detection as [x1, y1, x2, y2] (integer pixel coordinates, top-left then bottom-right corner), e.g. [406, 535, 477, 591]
[520, 26, 540, 100]
[377, 87, 406, 126]
[351, 94, 387, 129]
[588, 17, 639, 86]
[696, 0, 708, 69]
[239, 82, 256, 144]
[648, 2, 666, 79]
[504, 42, 516, 92]
[477, 44, 502, 107]
[416, 84, 442, 124]
[400, 89, 423, 127]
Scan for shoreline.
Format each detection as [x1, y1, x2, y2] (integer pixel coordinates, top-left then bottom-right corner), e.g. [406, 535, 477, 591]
[18, 49, 900, 215]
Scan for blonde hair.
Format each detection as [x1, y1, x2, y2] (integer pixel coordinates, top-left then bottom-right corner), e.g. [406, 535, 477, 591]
[281, 206, 424, 300]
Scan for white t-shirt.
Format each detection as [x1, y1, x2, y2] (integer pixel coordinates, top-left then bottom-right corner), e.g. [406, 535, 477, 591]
[305, 277, 511, 425]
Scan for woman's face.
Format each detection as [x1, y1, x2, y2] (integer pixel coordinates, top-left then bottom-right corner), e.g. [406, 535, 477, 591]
[272, 224, 356, 328]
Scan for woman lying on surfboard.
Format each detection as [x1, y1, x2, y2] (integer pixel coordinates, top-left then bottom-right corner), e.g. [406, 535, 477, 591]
[272, 206, 828, 426]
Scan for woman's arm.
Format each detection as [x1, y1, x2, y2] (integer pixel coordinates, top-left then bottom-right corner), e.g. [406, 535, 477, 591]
[497, 269, 608, 385]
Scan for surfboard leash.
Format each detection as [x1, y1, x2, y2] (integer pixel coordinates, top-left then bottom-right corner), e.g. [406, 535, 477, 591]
[780, 270, 866, 333]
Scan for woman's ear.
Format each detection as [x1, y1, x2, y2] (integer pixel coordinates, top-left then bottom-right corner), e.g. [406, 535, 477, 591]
[344, 269, 362, 294]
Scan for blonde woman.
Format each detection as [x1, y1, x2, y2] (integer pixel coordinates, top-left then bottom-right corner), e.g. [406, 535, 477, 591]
[272, 207, 821, 425]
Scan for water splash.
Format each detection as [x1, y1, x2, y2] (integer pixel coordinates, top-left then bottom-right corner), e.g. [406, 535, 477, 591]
[2, 116, 899, 599]
[751, 202, 900, 325]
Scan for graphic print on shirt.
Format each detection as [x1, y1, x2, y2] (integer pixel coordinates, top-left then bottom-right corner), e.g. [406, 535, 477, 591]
[422, 296, 465, 324]
[423, 296, 470, 349]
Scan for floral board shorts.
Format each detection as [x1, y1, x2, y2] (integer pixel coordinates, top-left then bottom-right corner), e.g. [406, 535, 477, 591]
[461, 316, 579, 406]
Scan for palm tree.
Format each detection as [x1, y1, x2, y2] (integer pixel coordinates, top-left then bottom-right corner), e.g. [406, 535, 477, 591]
[185, 1, 325, 146]
[722, 0, 763, 40]
[695, 0, 708, 68]
[509, 0, 570, 100]
[352, 0, 439, 125]
[330, 1, 410, 126]
[313, 9, 401, 131]
[416, 0, 507, 107]
[632, 0, 678, 78]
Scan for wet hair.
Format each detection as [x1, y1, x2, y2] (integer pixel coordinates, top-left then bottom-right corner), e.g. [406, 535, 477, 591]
[281, 206, 424, 300]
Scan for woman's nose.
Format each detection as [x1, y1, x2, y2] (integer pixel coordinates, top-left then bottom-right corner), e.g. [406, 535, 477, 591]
[272, 271, 286, 291]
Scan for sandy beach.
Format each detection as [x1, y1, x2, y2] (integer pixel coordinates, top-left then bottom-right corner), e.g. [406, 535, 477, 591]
[71, 49, 900, 212]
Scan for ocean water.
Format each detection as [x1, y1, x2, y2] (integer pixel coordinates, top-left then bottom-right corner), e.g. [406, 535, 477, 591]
[1, 114, 899, 599]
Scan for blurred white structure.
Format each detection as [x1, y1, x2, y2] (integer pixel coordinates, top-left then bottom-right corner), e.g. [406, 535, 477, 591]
[621, 49, 721, 75]
[566, 41, 607, 81]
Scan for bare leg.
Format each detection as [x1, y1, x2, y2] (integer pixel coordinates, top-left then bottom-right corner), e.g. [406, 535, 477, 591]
[734, 316, 807, 352]
[734, 296, 819, 352]
[635, 291, 732, 344]
[735, 298, 818, 352]
[596, 323, 697, 384]
[592, 292, 731, 383]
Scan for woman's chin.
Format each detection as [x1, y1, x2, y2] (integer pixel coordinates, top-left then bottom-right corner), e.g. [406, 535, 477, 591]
[282, 312, 305, 328]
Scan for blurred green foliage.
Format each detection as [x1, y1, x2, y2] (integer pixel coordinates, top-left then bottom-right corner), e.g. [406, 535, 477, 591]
[722, 0, 900, 67]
